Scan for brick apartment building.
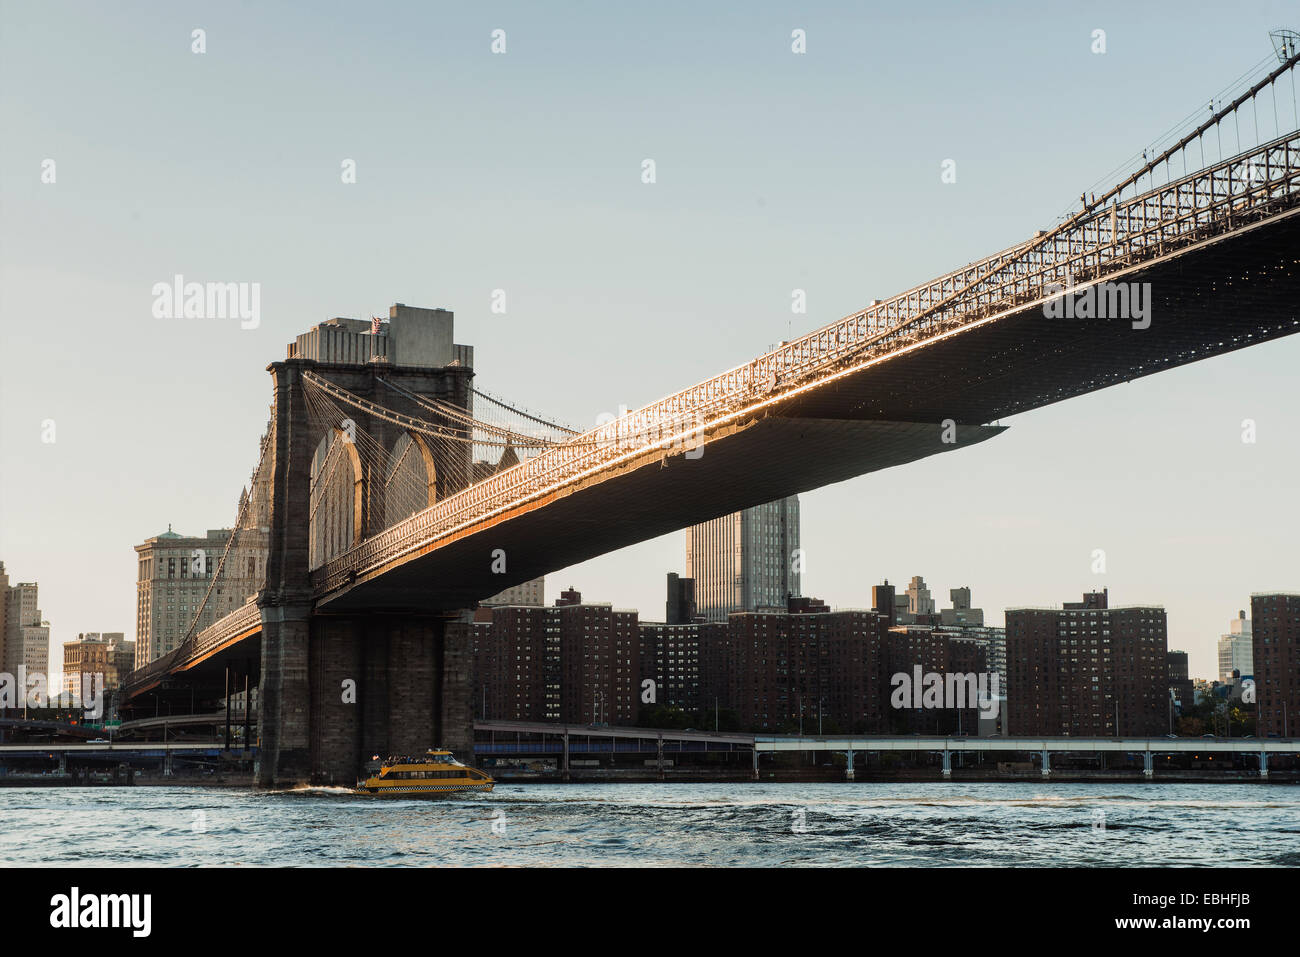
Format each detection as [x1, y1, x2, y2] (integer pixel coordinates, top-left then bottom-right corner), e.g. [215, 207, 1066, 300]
[1251, 592, 1300, 737]
[1006, 589, 1167, 736]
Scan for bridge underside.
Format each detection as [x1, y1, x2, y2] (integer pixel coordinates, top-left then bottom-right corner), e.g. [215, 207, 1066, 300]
[318, 207, 1300, 612]
[778, 208, 1300, 423]
[119, 638, 261, 723]
[316, 418, 1006, 612]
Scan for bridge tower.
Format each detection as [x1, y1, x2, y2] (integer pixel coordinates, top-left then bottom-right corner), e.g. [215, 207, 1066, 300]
[257, 305, 478, 787]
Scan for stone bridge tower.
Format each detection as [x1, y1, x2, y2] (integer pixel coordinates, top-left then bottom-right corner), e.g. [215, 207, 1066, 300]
[257, 304, 478, 787]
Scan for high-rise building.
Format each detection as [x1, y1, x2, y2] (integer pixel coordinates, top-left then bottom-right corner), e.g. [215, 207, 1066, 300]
[4, 575, 50, 702]
[871, 581, 899, 626]
[63, 633, 135, 699]
[1217, 610, 1254, 682]
[472, 604, 560, 722]
[724, 598, 883, 733]
[686, 496, 800, 622]
[1006, 589, 1168, 736]
[0, 562, 8, 672]
[1167, 650, 1194, 719]
[665, 573, 696, 625]
[906, 575, 936, 618]
[556, 590, 640, 725]
[481, 576, 545, 608]
[639, 622, 707, 714]
[941, 586, 985, 627]
[472, 588, 639, 725]
[1251, 593, 1300, 737]
[134, 524, 266, 668]
[883, 624, 989, 734]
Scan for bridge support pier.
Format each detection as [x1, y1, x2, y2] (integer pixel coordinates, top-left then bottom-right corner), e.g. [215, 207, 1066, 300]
[562, 732, 570, 781]
[751, 747, 759, 781]
[941, 750, 952, 780]
[845, 750, 855, 782]
[301, 612, 475, 787]
[1259, 751, 1269, 779]
[1142, 752, 1154, 780]
[257, 601, 313, 787]
[1040, 750, 1051, 779]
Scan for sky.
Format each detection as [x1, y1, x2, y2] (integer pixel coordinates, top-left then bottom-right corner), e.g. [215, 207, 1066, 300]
[2, 1, 1298, 681]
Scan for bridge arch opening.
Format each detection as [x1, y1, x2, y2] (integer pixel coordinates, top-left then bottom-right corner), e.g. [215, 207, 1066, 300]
[309, 428, 363, 569]
[382, 431, 438, 527]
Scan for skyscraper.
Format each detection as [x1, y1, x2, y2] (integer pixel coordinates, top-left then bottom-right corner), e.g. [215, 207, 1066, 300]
[3, 572, 50, 706]
[685, 496, 800, 622]
[906, 576, 936, 618]
[134, 524, 266, 668]
[1217, 610, 1253, 682]
[481, 576, 545, 608]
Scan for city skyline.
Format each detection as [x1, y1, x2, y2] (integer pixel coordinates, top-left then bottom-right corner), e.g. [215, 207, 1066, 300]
[3, 2, 1299, 683]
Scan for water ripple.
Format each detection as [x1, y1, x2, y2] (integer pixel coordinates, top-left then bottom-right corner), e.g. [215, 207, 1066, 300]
[0, 781, 1296, 866]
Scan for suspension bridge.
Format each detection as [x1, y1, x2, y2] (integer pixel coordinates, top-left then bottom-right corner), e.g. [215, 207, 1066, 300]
[121, 39, 1300, 787]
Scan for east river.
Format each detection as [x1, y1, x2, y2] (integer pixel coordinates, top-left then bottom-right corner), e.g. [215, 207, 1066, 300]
[3, 782, 1297, 866]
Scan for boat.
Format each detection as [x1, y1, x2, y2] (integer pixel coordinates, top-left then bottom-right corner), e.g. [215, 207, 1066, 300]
[355, 749, 494, 797]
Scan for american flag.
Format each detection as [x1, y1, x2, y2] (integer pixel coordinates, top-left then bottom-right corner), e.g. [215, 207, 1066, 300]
[371, 316, 381, 335]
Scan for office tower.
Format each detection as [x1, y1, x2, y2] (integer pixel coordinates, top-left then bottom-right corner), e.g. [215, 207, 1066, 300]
[686, 496, 800, 622]
[665, 573, 696, 625]
[872, 580, 899, 626]
[906, 575, 936, 618]
[0, 562, 8, 672]
[482, 576, 545, 608]
[1251, 593, 1299, 737]
[63, 633, 135, 699]
[1167, 650, 1194, 718]
[134, 524, 266, 668]
[941, 586, 985, 627]
[1006, 588, 1167, 736]
[1217, 610, 1254, 682]
[4, 576, 49, 701]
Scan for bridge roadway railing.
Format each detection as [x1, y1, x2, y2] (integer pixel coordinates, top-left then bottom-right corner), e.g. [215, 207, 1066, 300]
[122, 600, 261, 696]
[314, 132, 1300, 595]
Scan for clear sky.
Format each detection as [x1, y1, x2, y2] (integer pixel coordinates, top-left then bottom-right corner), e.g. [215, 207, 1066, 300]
[2, 1, 1297, 681]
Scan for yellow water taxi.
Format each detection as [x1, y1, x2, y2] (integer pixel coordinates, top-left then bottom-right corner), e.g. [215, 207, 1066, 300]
[355, 749, 494, 797]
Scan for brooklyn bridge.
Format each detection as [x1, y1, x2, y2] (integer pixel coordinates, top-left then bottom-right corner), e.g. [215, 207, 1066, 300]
[120, 48, 1300, 787]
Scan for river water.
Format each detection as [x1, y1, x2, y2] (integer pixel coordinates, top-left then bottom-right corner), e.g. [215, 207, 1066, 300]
[2, 782, 1297, 867]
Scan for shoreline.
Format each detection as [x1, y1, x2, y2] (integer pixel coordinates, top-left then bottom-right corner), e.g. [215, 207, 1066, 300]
[3, 770, 1295, 788]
